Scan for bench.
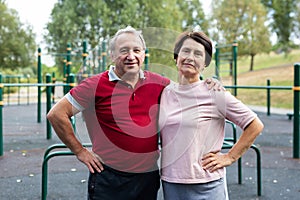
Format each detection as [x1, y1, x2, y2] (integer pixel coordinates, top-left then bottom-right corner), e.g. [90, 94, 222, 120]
[287, 113, 293, 120]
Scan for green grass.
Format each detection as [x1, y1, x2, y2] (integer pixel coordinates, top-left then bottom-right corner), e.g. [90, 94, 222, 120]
[237, 49, 300, 73]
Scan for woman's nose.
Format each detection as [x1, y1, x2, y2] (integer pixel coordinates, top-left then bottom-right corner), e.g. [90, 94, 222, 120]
[186, 52, 195, 60]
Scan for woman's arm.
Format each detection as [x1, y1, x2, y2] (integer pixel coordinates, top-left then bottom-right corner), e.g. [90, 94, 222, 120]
[202, 117, 264, 172]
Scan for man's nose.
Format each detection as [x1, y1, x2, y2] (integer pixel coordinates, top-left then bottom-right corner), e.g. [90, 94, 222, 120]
[126, 51, 135, 60]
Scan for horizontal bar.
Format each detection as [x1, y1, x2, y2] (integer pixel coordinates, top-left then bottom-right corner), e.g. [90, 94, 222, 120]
[0, 83, 293, 90]
[216, 44, 233, 48]
[224, 85, 293, 90]
[2, 83, 73, 87]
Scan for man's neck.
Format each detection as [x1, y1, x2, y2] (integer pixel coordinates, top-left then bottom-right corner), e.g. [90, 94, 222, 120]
[114, 69, 140, 88]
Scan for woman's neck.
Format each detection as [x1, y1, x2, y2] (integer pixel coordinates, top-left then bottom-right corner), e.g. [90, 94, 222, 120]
[178, 74, 200, 85]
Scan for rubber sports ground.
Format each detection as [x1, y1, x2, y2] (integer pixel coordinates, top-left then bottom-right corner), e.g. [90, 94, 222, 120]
[0, 87, 299, 200]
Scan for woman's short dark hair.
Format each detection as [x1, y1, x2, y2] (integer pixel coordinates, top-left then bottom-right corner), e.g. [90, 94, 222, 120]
[173, 31, 212, 67]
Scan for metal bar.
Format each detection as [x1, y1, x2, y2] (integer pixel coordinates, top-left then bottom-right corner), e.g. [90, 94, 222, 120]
[41, 143, 92, 199]
[250, 145, 262, 196]
[2, 83, 74, 87]
[267, 79, 271, 116]
[293, 63, 300, 158]
[0, 74, 3, 156]
[46, 74, 52, 140]
[224, 85, 293, 90]
[37, 48, 42, 123]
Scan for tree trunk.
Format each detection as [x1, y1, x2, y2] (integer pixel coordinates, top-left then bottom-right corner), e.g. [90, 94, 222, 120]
[249, 54, 255, 71]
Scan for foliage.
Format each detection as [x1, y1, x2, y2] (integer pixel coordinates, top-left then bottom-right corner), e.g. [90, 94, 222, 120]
[293, 0, 300, 41]
[0, 2, 36, 71]
[261, 0, 298, 54]
[44, 0, 208, 73]
[211, 0, 272, 71]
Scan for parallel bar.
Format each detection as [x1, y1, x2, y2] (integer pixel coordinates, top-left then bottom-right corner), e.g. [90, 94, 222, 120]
[293, 63, 300, 158]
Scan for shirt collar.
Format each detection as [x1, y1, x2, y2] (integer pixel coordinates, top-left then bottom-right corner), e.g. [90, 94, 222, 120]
[108, 65, 146, 81]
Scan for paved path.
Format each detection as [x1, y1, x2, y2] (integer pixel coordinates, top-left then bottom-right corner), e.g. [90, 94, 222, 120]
[0, 102, 299, 199]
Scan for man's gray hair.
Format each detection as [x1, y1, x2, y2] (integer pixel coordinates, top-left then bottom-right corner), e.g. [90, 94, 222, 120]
[109, 26, 146, 54]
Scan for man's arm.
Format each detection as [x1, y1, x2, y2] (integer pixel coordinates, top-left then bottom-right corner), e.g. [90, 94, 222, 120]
[47, 97, 103, 173]
[205, 77, 225, 91]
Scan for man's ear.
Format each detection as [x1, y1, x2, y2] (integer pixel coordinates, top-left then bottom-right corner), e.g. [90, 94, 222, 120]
[110, 51, 115, 62]
[141, 51, 146, 62]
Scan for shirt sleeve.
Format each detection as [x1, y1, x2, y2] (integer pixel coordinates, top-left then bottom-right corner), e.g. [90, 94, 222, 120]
[215, 91, 257, 130]
[65, 92, 84, 111]
[69, 75, 100, 110]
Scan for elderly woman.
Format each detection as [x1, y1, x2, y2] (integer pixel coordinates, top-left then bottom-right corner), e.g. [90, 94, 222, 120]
[159, 31, 264, 200]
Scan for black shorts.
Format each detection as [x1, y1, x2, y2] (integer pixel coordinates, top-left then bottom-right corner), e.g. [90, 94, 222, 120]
[88, 164, 160, 200]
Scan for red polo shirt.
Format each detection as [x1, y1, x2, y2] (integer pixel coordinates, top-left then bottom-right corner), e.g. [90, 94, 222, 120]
[69, 69, 169, 172]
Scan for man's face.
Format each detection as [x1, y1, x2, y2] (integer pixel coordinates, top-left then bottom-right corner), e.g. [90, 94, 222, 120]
[111, 33, 145, 77]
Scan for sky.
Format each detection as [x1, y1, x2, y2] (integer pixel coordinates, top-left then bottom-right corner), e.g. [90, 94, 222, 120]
[6, 0, 57, 46]
[6, 0, 58, 65]
[6, 0, 212, 65]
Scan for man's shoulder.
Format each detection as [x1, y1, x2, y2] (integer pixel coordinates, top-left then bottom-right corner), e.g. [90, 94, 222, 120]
[84, 71, 108, 82]
[144, 71, 170, 84]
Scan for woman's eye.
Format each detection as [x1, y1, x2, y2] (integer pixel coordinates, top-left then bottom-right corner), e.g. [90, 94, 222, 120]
[195, 53, 202, 57]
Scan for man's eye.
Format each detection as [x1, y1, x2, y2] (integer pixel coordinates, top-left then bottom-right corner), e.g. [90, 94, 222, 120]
[120, 49, 128, 54]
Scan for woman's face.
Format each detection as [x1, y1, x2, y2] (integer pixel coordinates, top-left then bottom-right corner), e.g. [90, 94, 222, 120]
[176, 38, 206, 78]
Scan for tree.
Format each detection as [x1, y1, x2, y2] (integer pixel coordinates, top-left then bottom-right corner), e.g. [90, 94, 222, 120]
[44, 0, 209, 73]
[261, 0, 297, 54]
[293, 0, 300, 42]
[211, 0, 272, 71]
[178, 0, 208, 31]
[0, 2, 36, 71]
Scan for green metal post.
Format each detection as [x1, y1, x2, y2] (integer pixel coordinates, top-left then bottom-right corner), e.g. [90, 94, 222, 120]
[82, 40, 88, 72]
[18, 76, 21, 105]
[102, 40, 106, 72]
[7, 76, 10, 105]
[37, 48, 42, 123]
[214, 44, 220, 79]
[267, 79, 271, 116]
[27, 74, 30, 105]
[68, 74, 76, 131]
[232, 41, 238, 96]
[66, 43, 72, 78]
[46, 74, 52, 140]
[0, 74, 3, 156]
[63, 59, 67, 94]
[98, 45, 101, 73]
[82, 40, 88, 77]
[65, 43, 72, 95]
[63, 58, 67, 81]
[144, 48, 149, 70]
[41, 154, 48, 200]
[52, 72, 56, 104]
[293, 63, 300, 158]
